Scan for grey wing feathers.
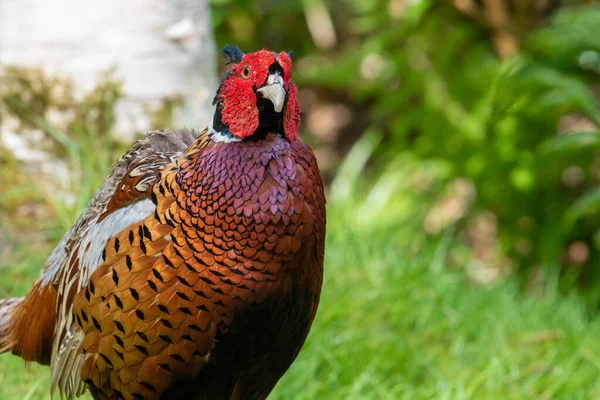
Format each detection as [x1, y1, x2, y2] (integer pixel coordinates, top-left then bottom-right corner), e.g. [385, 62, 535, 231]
[38, 129, 198, 285]
[35, 129, 198, 399]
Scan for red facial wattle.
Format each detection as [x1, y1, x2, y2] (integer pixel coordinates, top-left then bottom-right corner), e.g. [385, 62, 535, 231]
[233, 50, 274, 86]
[277, 51, 293, 84]
[220, 76, 259, 139]
[284, 83, 300, 142]
[220, 49, 301, 142]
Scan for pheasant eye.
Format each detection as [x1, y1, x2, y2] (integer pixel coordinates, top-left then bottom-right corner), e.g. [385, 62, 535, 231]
[241, 66, 251, 79]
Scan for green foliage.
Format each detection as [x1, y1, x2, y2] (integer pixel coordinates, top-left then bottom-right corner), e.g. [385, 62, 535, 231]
[212, 0, 600, 303]
[211, 0, 310, 55]
[361, 4, 600, 301]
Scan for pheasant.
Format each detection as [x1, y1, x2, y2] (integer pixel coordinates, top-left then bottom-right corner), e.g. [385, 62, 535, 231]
[0, 45, 326, 400]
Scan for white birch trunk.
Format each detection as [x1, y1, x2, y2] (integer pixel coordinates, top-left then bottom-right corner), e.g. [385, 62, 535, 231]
[0, 0, 217, 138]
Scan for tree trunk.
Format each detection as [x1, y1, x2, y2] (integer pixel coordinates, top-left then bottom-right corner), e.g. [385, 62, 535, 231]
[0, 0, 217, 138]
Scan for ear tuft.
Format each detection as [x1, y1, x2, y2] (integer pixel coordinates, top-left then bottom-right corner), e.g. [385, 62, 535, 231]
[286, 51, 293, 58]
[222, 44, 245, 64]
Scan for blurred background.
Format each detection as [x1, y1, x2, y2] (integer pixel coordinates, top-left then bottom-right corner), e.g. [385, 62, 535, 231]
[3, 0, 600, 398]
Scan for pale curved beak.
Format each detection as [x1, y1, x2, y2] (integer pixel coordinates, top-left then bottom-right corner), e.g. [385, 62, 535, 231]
[257, 74, 286, 113]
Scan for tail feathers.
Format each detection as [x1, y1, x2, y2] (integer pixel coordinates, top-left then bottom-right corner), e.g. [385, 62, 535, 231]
[0, 297, 24, 353]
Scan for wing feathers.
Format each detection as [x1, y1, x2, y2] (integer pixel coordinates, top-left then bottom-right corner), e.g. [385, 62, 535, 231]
[44, 130, 200, 398]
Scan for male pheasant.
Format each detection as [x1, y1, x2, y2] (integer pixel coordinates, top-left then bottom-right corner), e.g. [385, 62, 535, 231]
[0, 45, 326, 400]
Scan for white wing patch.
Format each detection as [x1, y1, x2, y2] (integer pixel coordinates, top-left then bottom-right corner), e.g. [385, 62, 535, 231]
[50, 199, 156, 399]
[77, 199, 155, 286]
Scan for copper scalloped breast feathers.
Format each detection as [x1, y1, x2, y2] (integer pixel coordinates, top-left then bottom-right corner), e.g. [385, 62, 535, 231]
[66, 130, 326, 400]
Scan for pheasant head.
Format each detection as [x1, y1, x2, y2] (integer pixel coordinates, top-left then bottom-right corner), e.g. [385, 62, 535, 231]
[209, 45, 301, 142]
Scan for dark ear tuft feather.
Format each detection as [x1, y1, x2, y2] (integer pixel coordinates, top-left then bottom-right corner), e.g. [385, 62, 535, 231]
[286, 51, 293, 58]
[222, 44, 244, 64]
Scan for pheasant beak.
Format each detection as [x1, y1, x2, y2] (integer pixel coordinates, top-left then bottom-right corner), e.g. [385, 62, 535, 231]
[257, 72, 286, 113]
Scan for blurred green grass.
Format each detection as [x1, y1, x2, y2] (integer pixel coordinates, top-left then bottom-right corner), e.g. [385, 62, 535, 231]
[2, 195, 600, 399]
